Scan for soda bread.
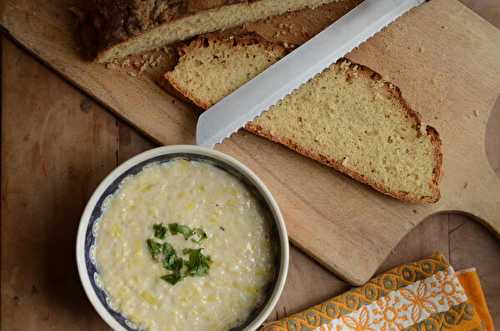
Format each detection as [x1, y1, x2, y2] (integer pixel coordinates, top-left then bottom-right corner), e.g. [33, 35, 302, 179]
[165, 36, 443, 203]
[167, 36, 287, 108]
[86, 0, 339, 62]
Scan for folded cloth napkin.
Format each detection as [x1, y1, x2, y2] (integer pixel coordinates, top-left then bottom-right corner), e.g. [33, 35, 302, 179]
[261, 253, 493, 331]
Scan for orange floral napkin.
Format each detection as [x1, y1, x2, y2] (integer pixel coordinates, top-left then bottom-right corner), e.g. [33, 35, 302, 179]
[261, 253, 493, 331]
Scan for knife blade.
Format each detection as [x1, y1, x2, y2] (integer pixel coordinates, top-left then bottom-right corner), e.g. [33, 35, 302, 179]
[196, 0, 425, 148]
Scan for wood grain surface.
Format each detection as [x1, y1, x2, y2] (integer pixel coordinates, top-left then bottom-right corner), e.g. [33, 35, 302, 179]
[2, 0, 499, 286]
[1, 1, 499, 330]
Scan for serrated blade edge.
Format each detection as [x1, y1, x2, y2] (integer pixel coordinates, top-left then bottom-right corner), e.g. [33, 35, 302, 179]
[196, 0, 425, 148]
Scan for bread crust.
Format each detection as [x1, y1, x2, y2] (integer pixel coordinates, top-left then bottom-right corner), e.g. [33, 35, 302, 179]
[166, 38, 443, 203]
[88, 0, 333, 62]
[87, 0, 250, 62]
[167, 70, 212, 110]
[245, 123, 442, 203]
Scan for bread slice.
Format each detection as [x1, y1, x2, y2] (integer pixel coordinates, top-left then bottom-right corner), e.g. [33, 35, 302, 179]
[166, 36, 287, 108]
[166, 36, 442, 203]
[86, 0, 339, 62]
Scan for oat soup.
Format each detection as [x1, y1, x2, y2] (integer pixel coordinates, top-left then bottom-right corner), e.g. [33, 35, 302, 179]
[94, 158, 277, 331]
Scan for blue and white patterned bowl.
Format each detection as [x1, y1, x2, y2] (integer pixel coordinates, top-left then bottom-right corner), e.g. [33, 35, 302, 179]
[76, 145, 289, 331]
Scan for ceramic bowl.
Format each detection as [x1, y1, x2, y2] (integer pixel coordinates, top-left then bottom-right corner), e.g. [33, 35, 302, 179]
[76, 145, 289, 331]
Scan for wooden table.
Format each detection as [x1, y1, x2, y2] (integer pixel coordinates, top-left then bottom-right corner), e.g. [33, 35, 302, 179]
[1, 1, 499, 329]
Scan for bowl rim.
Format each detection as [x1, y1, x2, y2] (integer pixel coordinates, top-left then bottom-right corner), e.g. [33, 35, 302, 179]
[76, 145, 289, 331]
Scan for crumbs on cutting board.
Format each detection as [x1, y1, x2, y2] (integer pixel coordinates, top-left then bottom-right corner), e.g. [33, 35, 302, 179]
[103, 47, 178, 81]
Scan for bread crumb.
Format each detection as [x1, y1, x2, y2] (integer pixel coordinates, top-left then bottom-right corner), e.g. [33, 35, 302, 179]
[139, 62, 148, 72]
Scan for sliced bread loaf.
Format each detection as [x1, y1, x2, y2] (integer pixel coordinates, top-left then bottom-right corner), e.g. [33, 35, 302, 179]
[87, 0, 338, 62]
[165, 36, 443, 203]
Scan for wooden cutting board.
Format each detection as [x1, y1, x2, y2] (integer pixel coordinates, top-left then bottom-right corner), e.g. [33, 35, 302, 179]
[2, 0, 499, 285]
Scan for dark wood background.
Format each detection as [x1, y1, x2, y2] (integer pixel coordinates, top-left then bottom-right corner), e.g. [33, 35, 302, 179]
[1, 0, 499, 329]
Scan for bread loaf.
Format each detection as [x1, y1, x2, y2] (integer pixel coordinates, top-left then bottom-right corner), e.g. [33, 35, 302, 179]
[87, 0, 339, 62]
[166, 36, 443, 203]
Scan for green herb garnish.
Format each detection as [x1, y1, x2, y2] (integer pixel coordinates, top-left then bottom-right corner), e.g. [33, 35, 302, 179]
[168, 223, 193, 240]
[161, 273, 182, 285]
[147, 223, 211, 285]
[191, 228, 208, 243]
[163, 255, 183, 272]
[162, 241, 175, 256]
[146, 239, 163, 260]
[162, 243, 183, 272]
[183, 248, 212, 277]
[153, 224, 167, 239]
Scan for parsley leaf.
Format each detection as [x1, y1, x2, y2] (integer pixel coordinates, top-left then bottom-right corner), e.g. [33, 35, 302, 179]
[168, 223, 193, 240]
[191, 228, 208, 243]
[153, 224, 167, 239]
[163, 255, 183, 272]
[161, 273, 182, 285]
[183, 248, 212, 277]
[162, 241, 175, 257]
[146, 239, 163, 261]
[162, 243, 183, 272]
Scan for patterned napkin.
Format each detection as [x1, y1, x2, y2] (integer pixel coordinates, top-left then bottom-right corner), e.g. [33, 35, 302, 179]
[261, 254, 493, 331]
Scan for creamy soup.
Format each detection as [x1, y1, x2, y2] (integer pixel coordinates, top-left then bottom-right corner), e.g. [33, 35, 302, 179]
[94, 159, 277, 331]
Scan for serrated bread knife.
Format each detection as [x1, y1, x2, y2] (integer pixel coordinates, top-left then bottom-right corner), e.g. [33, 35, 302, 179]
[196, 0, 425, 148]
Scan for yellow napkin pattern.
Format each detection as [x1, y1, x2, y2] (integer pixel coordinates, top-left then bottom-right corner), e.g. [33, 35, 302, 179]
[261, 254, 493, 331]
